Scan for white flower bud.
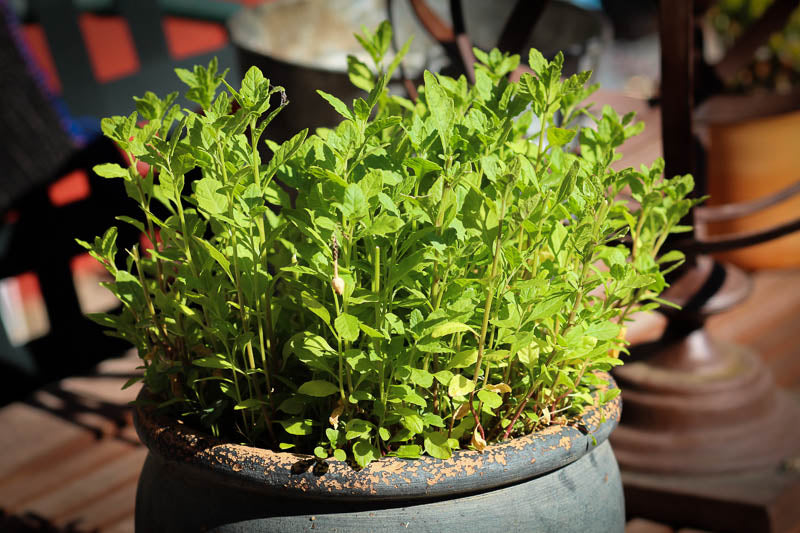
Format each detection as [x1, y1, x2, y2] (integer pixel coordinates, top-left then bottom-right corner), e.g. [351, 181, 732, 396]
[331, 276, 345, 295]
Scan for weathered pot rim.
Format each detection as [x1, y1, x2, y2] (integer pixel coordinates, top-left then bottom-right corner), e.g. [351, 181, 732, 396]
[133, 373, 621, 501]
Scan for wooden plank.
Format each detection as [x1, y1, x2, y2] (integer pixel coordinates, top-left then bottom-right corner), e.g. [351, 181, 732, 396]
[58, 375, 142, 408]
[626, 518, 675, 533]
[29, 388, 119, 438]
[0, 438, 135, 512]
[56, 477, 139, 531]
[18, 446, 147, 523]
[708, 270, 800, 350]
[103, 514, 135, 533]
[0, 403, 95, 481]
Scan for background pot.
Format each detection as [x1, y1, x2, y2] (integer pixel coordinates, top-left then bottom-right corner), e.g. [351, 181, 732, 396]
[133, 376, 623, 532]
[228, 0, 610, 143]
[704, 109, 800, 269]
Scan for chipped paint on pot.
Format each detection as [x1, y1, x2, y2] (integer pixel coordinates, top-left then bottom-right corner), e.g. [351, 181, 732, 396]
[133, 374, 624, 532]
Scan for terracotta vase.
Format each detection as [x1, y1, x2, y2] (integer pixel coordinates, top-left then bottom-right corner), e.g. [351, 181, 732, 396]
[705, 109, 800, 270]
[133, 376, 624, 532]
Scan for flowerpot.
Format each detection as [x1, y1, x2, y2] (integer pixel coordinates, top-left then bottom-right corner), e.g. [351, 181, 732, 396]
[133, 376, 624, 532]
[705, 109, 800, 270]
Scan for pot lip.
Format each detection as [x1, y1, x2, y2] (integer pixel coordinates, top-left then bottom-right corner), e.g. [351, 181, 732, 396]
[133, 372, 620, 501]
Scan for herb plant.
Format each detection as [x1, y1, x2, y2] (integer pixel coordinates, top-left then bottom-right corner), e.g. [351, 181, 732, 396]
[81, 23, 698, 467]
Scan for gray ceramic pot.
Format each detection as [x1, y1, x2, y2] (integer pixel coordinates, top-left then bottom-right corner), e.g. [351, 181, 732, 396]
[134, 377, 624, 532]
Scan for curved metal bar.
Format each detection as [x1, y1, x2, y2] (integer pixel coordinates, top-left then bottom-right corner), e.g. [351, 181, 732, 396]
[408, 0, 454, 43]
[694, 179, 800, 223]
[675, 215, 800, 254]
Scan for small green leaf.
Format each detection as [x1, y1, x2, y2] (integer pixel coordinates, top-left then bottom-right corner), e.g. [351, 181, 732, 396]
[423, 71, 453, 151]
[447, 350, 477, 369]
[448, 374, 476, 397]
[298, 380, 340, 397]
[333, 448, 347, 461]
[278, 419, 315, 436]
[547, 127, 576, 147]
[477, 389, 502, 409]
[431, 321, 475, 339]
[301, 292, 330, 325]
[194, 237, 233, 282]
[393, 444, 422, 459]
[353, 439, 380, 468]
[317, 90, 353, 120]
[93, 163, 128, 179]
[194, 177, 228, 215]
[401, 414, 424, 434]
[335, 313, 361, 342]
[367, 213, 403, 236]
[234, 398, 264, 410]
[359, 323, 386, 339]
[340, 184, 368, 219]
[192, 357, 233, 370]
[423, 431, 452, 460]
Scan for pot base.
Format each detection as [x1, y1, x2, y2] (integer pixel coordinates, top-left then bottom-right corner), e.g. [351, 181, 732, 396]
[135, 439, 624, 532]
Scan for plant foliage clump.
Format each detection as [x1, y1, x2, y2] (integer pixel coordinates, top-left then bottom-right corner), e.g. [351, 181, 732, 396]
[81, 23, 699, 467]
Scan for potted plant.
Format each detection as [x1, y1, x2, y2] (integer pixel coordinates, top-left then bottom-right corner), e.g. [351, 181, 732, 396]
[81, 22, 697, 532]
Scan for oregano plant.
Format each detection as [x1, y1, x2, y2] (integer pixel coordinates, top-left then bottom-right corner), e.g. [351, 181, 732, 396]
[81, 22, 700, 467]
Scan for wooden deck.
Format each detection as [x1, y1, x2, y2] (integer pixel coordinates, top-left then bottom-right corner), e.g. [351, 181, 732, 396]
[0, 268, 798, 532]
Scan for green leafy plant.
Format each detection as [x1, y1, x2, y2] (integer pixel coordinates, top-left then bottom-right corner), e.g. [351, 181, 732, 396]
[81, 22, 699, 467]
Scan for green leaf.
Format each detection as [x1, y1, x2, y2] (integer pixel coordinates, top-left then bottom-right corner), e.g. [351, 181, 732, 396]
[192, 357, 233, 370]
[447, 350, 477, 369]
[423, 431, 452, 460]
[423, 71, 453, 151]
[359, 323, 386, 339]
[333, 448, 347, 461]
[301, 292, 330, 325]
[234, 398, 264, 410]
[298, 380, 340, 397]
[584, 321, 621, 341]
[340, 184, 368, 219]
[547, 127, 576, 147]
[194, 237, 233, 282]
[278, 419, 315, 436]
[264, 129, 308, 183]
[432, 321, 476, 339]
[393, 444, 422, 459]
[345, 418, 373, 440]
[334, 313, 361, 343]
[528, 294, 568, 321]
[528, 48, 547, 74]
[477, 389, 502, 409]
[93, 163, 128, 179]
[555, 161, 579, 204]
[317, 90, 353, 120]
[366, 213, 403, 236]
[448, 374, 476, 397]
[353, 439, 380, 468]
[194, 178, 228, 215]
[401, 413, 424, 434]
